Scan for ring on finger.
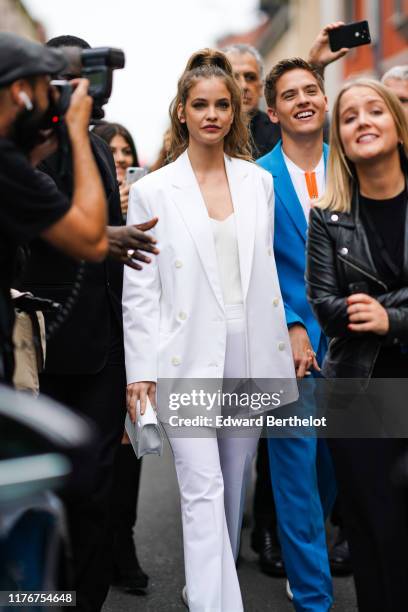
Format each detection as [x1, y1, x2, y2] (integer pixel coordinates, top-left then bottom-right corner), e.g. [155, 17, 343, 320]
[127, 248, 135, 259]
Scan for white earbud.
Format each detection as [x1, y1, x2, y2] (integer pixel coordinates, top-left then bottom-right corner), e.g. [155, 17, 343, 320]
[18, 91, 34, 111]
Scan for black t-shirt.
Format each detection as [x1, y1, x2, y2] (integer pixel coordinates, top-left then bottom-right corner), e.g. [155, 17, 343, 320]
[360, 188, 407, 288]
[360, 188, 408, 377]
[0, 137, 69, 380]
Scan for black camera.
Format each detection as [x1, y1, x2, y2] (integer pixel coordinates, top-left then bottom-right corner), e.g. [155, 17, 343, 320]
[45, 47, 125, 175]
[69, 47, 125, 105]
[49, 47, 125, 121]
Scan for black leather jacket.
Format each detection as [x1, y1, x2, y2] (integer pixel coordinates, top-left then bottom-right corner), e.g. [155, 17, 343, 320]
[306, 187, 408, 379]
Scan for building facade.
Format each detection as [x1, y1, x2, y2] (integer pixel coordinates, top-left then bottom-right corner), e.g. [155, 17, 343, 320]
[218, 0, 407, 107]
[0, 0, 43, 41]
[342, 0, 408, 78]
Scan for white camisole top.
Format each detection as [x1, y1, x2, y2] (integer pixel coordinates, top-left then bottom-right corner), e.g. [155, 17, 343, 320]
[210, 214, 243, 306]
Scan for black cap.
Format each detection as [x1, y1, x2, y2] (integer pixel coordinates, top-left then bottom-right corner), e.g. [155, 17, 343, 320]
[0, 32, 67, 88]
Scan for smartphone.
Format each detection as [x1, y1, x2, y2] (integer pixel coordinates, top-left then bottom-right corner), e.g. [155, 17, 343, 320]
[328, 21, 371, 52]
[348, 281, 370, 295]
[126, 167, 148, 185]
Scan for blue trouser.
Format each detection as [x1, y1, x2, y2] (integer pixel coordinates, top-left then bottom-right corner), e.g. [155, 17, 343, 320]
[267, 339, 336, 612]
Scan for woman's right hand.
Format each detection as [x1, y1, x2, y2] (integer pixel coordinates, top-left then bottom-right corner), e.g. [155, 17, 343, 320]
[346, 293, 390, 335]
[119, 182, 131, 216]
[126, 381, 157, 423]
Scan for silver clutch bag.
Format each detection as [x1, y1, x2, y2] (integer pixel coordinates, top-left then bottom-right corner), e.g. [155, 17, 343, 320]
[125, 397, 164, 459]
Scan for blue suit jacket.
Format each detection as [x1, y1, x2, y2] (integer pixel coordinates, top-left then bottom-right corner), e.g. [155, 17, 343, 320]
[257, 141, 329, 353]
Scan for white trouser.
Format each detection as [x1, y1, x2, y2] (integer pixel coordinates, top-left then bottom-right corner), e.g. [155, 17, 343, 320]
[163, 304, 261, 612]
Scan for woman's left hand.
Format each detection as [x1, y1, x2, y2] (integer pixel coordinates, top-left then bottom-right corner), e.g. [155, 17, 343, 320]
[347, 293, 389, 335]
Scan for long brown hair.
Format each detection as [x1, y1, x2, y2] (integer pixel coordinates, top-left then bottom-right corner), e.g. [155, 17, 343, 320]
[319, 78, 408, 213]
[169, 48, 252, 161]
[93, 122, 139, 167]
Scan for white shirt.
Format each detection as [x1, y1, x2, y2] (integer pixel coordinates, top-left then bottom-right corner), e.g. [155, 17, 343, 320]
[210, 214, 243, 306]
[282, 150, 325, 223]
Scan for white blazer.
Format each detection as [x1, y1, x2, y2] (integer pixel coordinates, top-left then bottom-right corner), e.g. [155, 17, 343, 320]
[123, 151, 297, 419]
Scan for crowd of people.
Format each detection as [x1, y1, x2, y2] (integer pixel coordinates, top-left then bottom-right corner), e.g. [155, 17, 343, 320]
[0, 18, 408, 612]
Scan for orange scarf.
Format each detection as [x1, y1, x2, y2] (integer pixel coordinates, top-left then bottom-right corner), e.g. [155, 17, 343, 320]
[305, 171, 319, 200]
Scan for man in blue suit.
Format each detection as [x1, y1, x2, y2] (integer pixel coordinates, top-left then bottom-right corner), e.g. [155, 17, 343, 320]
[258, 57, 337, 611]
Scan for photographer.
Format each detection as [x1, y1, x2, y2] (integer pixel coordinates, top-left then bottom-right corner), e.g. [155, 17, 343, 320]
[22, 35, 158, 612]
[0, 33, 108, 384]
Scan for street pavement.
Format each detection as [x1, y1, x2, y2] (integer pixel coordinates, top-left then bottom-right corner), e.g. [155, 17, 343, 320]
[103, 440, 357, 612]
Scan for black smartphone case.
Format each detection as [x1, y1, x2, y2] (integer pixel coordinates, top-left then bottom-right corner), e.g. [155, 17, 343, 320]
[329, 20, 371, 52]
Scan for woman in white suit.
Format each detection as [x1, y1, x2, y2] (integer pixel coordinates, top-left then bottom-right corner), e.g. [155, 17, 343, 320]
[123, 49, 297, 611]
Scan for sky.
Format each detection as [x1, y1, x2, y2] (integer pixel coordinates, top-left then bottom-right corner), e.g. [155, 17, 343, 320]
[23, 0, 261, 164]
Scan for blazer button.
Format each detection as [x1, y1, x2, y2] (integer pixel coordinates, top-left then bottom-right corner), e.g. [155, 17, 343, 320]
[278, 341, 285, 351]
[340, 247, 348, 255]
[175, 259, 183, 268]
[331, 214, 339, 222]
[171, 356, 181, 366]
[273, 297, 279, 307]
[179, 311, 187, 321]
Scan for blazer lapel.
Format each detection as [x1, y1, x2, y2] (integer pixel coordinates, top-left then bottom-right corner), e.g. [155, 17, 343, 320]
[169, 151, 225, 311]
[225, 155, 255, 302]
[271, 145, 307, 243]
[323, 142, 329, 173]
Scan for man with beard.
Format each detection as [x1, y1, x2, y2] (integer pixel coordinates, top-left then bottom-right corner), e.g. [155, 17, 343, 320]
[22, 35, 158, 612]
[0, 32, 108, 384]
